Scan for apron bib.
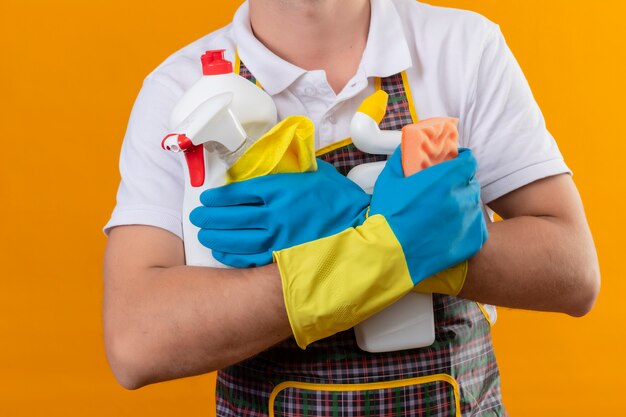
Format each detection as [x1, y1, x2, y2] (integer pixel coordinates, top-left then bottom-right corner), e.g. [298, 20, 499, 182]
[215, 57, 507, 417]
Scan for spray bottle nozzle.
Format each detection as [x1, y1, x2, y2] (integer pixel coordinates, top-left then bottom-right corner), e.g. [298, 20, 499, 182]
[201, 49, 233, 75]
[162, 133, 192, 152]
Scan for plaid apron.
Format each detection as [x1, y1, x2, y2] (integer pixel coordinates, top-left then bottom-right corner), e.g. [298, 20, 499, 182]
[215, 59, 507, 417]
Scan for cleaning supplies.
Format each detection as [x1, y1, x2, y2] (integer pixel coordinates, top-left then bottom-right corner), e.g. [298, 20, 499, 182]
[348, 91, 460, 352]
[400, 118, 459, 175]
[169, 50, 277, 141]
[273, 147, 486, 349]
[163, 50, 278, 267]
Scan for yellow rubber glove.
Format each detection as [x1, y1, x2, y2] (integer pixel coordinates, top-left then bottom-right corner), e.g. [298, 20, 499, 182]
[274, 148, 486, 349]
[412, 262, 468, 295]
[356, 91, 470, 297]
[274, 214, 415, 349]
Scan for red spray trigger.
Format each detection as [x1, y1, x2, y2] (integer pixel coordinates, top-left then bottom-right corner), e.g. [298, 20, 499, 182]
[162, 134, 206, 187]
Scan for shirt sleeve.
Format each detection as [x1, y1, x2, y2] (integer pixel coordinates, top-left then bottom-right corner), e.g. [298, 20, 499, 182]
[103, 76, 185, 238]
[463, 25, 571, 204]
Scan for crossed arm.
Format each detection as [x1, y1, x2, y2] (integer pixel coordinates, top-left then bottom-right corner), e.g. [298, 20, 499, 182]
[103, 173, 599, 389]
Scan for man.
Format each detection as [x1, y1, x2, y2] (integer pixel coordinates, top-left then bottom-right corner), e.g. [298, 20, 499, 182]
[103, 0, 600, 415]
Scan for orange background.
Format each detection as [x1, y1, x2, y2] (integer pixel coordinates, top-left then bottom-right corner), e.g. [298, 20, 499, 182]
[1, 0, 623, 415]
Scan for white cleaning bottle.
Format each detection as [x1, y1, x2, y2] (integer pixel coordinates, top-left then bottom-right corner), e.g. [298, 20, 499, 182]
[348, 95, 435, 353]
[163, 50, 278, 267]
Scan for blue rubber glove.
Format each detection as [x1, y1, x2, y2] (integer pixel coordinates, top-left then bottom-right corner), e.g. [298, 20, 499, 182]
[369, 146, 488, 285]
[189, 159, 370, 267]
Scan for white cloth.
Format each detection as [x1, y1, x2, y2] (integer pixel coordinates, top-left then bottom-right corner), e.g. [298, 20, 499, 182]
[105, 0, 570, 245]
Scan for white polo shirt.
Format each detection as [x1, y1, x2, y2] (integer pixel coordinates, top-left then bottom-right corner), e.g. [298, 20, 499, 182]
[105, 0, 570, 244]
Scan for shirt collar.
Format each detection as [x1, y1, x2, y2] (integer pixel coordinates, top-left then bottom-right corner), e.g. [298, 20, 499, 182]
[361, 0, 413, 78]
[232, 0, 412, 96]
[233, 2, 306, 96]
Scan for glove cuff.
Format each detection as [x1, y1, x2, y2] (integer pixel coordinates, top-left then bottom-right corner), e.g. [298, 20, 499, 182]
[273, 214, 414, 349]
[412, 261, 468, 296]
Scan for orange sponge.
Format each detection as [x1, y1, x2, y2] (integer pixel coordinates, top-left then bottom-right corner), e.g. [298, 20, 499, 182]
[401, 117, 459, 177]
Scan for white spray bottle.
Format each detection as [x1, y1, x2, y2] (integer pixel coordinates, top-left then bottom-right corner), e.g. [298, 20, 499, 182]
[348, 92, 436, 353]
[162, 50, 278, 267]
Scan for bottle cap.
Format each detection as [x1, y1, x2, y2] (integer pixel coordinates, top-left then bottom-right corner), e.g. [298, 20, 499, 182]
[201, 49, 233, 75]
